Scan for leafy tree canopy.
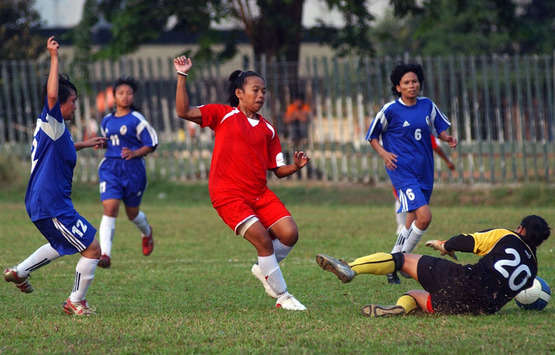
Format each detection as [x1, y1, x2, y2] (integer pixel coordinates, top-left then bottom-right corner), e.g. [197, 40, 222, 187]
[0, 0, 43, 59]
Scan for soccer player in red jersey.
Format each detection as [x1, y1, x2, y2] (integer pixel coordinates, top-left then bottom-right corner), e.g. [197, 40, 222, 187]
[174, 56, 309, 310]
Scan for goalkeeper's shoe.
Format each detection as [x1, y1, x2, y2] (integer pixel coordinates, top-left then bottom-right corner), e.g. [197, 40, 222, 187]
[387, 272, 401, 284]
[276, 292, 307, 311]
[142, 226, 154, 256]
[251, 264, 278, 299]
[62, 298, 96, 316]
[4, 267, 33, 293]
[315, 254, 355, 283]
[361, 304, 405, 318]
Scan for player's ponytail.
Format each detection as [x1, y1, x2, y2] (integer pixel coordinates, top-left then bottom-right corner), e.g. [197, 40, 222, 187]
[227, 70, 264, 107]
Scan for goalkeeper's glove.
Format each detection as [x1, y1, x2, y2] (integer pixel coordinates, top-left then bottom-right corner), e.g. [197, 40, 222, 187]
[425, 240, 458, 260]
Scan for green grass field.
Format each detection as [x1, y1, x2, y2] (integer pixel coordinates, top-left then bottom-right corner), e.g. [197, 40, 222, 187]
[1, 183, 554, 353]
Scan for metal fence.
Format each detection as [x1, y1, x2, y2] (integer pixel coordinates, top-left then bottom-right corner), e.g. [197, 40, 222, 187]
[1, 54, 553, 184]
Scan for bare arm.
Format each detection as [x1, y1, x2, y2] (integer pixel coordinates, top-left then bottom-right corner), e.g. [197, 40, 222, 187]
[46, 36, 59, 110]
[273, 151, 310, 178]
[369, 138, 397, 170]
[74, 137, 106, 151]
[121, 146, 155, 160]
[174, 56, 202, 124]
[433, 144, 455, 171]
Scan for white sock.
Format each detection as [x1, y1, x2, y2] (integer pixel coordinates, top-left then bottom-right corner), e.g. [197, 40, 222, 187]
[69, 256, 98, 303]
[394, 200, 406, 235]
[402, 221, 426, 253]
[272, 239, 293, 263]
[99, 215, 116, 257]
[391, 225, 408, 253]
[132, 211, 151, 236]
[258, 254, 287, 296]
[16, 243, 60, 277]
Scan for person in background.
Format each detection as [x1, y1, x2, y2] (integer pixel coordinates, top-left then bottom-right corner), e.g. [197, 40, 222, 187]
[97, 77, 158, 268]
[366, 63, 457, 285]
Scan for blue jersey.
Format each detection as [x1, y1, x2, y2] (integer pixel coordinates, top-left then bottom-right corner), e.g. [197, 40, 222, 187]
[25, 101, 77, 221]
[365, 97, 451, 189]
[101, 110, 158, 158]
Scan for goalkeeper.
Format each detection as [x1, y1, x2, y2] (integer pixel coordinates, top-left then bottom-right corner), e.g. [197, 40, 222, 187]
[316, 215, 550, 317]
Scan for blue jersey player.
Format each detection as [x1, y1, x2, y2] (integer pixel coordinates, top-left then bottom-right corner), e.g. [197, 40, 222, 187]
[97, 77, 158, 268]
[366, 63, 457, 268]
[3, 36, 106, 315]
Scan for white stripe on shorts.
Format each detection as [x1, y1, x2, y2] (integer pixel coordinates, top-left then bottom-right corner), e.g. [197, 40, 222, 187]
[52, 218, 86, 251]
[399, 190, 408, 213]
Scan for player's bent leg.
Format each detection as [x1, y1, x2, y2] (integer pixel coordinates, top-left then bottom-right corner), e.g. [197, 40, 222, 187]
[4, 243, 61, 293]
[99, 199, 120, 266]
[244, 221, 306, 310]
[349, 252, 405, 276]
[360, 291, 424, 318]
[405, 290, 433, 314]
[126, 206, 154, 256]
[64, 240, 100, 316]
[316, 254, 356, 283]
[399, 253, 421, 281]
[268, 216, 297, 263]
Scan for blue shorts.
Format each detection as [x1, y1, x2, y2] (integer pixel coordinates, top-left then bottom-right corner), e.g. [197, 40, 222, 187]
[98, 158, 147, 207]
[396, 185, 432, 213]
[33, 212, 96, 256]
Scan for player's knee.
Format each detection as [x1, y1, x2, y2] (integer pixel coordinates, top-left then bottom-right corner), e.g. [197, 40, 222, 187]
[416, 213, 432, 229]
[83, 240, 101, 259]
[281, 227, 298, 247]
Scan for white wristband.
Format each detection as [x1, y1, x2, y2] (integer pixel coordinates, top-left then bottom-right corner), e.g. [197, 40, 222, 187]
[177, 71, 188, 77]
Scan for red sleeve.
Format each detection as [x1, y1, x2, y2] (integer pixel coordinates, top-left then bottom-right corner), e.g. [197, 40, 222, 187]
[198, 104, 231, 130]
[267, 123, 283, 169]
[430, 134, 438, 150]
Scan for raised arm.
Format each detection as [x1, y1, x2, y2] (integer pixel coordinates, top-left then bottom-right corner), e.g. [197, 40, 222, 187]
[46, 36, 59, 110]
[273, 151, 310, 178]
[173, 56, 202, 124]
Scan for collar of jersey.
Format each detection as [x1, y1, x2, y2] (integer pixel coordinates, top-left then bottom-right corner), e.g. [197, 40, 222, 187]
[397, 97, 420, 107]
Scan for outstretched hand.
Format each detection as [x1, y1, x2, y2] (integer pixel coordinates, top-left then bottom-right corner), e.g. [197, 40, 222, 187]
[425, 240, 458, 260]
[174, 56, 192, 74]
[293, 151, 310, 170]
[75, 137, 106, 151]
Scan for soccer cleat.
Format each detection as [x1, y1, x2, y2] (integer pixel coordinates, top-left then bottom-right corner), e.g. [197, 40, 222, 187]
[97, 254, 111, 268]
[387, 272, 401, 284]
[62, 298, 96, 316]
[4, 267, 33, 293]
[361, 304, 405, 318]
[251, 264, 278, 298]
[142, 226, 154, 256]
[276, 292, 307, 311]
[315, 254, 355, 283]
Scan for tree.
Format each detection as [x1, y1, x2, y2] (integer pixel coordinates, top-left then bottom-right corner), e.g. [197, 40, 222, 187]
[387, 0, 555, 55]
[0, 0, 43, 59]
[73, 0, 375, 63]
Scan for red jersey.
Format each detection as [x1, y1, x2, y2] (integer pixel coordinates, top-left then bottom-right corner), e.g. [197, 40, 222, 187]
[199, 104, 285, 206]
